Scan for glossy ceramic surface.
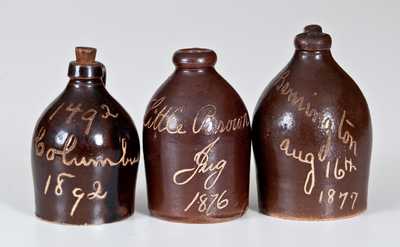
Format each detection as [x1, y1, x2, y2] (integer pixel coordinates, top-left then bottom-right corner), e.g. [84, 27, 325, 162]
[31, 47, 140, 225]
[143, 48, 251, 223]
[253, 25, 372, 220]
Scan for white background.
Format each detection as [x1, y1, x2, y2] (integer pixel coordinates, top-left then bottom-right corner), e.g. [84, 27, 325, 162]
[0, 0, 399, 246]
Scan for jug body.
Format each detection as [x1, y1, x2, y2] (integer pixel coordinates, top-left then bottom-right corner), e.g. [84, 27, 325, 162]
[253, 25, 372, 220]
[31, 47, 140, 225]
[143, 48, 251, 223]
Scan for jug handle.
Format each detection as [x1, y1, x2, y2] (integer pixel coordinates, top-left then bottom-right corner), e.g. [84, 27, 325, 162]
[100, 63, 106, 86]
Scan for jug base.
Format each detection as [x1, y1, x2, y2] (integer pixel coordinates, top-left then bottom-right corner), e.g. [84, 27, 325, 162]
[259, 208, 366, 221]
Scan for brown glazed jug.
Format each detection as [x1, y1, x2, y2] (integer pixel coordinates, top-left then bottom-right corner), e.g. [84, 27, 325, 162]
[31, 47, 140, 225]
[143, 48, 251, 223]
[253, 25, 372, 220]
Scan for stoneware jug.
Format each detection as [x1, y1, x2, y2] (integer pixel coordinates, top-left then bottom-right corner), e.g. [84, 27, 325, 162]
[31, 47, 140, 225]
[143, 48, 251, 223]
[253, 25, 372, 220]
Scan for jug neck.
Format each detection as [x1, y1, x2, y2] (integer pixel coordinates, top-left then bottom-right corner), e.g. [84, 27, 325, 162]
[67, 78, 104, 87]
[293, 49, 334, 60]
[67, 47, 107, 85]
[173, 48, 217, 69]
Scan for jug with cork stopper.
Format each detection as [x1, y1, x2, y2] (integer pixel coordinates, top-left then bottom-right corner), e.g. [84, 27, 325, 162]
[252, 25, 372, 220]
[31, 47, 140, 225]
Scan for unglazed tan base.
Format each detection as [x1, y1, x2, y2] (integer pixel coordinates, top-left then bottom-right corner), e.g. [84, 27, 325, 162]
[35, 212, 133, 226]
[150, 210, 246, 224]
[260, 208, 366, 221]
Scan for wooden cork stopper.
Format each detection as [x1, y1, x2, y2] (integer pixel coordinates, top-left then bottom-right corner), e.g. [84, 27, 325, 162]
[75, 47, 97, 64]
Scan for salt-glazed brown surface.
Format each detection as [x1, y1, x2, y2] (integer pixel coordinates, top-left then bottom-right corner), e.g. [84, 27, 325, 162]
[143, 48, 251, 223]
[31, 47, 140, 225]
[252, 25, 372, 220]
